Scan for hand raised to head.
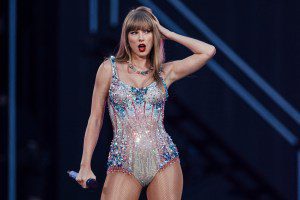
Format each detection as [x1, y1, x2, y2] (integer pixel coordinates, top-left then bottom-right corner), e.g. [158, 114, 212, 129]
[152, 16, 172, 40]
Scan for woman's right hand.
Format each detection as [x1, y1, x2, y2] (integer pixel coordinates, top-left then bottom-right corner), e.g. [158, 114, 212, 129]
[76, 165, 96, 189]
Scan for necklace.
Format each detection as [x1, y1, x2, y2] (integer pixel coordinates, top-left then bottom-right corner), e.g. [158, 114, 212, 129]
[126, 60, 154, 76]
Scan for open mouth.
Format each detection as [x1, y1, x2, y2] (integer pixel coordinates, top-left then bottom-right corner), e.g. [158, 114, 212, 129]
[138, 44, 146, 52]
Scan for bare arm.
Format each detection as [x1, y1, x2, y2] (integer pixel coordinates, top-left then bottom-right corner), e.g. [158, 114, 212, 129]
[153, 18, 216, 87]
[76, 59, 112, 188]
[164, 32, 216, 86]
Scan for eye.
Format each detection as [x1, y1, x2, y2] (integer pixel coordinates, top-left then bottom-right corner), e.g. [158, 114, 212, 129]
[130, 31, 137, 35]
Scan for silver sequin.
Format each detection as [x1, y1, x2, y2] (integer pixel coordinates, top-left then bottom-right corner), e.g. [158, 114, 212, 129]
[106, 56, 180, 187]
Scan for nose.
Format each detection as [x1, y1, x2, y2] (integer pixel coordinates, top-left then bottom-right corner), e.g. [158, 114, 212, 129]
[138, 32, 144, 40]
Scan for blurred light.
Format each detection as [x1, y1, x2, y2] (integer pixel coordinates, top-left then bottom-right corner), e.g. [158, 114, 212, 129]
[110, 0, 119, 27]
[8, 0, 17, 199]
[89, 0, 98, 33]
[167, 0, 300, 125]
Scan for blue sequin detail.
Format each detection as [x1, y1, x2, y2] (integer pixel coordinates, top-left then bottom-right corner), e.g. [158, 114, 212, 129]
[106, 55, 179, 187]
[131, 87, 148, 104]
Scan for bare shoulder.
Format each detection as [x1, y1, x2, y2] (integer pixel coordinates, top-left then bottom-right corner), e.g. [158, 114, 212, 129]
[95, 58, 112, 87]
[101, 58, 112, 72]
[97, 58, 112, 76]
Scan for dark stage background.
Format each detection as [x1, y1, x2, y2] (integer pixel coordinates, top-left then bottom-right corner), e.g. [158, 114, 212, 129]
[1, 0, 300, 200]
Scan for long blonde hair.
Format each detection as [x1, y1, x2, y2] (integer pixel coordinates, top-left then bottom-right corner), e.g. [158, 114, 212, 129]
[112, 6, 165, 87]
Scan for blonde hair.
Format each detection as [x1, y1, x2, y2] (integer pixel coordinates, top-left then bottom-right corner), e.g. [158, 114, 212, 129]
[111, 6, 165, 87]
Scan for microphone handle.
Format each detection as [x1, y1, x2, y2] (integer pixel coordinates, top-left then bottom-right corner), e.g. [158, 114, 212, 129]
[86, 178, 98, 189]
[67, 170, 98, 189]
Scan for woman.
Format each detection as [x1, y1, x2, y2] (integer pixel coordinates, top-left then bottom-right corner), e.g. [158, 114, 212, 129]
[76, 6, 216, 200]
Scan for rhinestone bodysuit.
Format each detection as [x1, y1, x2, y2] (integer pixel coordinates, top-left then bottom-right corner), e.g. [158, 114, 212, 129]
[106, 56, 180, 187]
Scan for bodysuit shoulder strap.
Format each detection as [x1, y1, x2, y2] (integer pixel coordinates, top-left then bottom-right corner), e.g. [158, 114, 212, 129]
[159, 65, 169, 99]
[109, 55, 118, 79]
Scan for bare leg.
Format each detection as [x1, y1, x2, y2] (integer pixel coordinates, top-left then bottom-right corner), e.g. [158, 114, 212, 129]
[146, 160, 183, 200]
[100, 172, 142, 200]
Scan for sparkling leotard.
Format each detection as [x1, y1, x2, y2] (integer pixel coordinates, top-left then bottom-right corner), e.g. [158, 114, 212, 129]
[106, 55, 180, 187]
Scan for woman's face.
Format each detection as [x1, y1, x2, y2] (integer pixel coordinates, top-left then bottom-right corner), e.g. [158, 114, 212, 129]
[128, 28, 153, 58]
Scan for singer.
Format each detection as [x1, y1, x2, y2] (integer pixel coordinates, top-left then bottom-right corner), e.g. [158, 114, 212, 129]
[76, 6, 216, 200]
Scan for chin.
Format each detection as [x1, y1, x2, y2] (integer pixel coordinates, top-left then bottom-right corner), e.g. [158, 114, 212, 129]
[135, 51, 150, 57]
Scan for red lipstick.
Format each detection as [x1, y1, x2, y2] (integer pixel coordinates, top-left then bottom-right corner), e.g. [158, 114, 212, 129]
[138, 44, 146, 52]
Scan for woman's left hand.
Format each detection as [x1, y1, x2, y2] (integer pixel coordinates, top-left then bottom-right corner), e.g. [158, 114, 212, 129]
[153, 16, 173, 40]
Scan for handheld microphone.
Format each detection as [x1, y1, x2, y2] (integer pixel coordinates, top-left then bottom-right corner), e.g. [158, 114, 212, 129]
[67, 170, 98, 189]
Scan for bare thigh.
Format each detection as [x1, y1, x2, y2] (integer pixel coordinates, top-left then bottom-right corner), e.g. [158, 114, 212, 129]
[100, 172, 142, 200]
[146, 161, 183, 200]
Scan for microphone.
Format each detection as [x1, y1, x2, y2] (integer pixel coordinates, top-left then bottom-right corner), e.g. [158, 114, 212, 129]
[67, 170, 98, 189]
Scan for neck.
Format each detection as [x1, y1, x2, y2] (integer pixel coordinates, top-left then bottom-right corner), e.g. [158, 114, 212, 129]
[131, 54, 151, 69]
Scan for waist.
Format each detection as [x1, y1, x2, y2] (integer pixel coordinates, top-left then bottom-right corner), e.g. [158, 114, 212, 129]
[112, 125, 169, 144]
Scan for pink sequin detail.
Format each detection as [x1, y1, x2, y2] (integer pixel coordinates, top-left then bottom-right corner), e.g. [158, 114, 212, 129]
[106, 56, 179, 187]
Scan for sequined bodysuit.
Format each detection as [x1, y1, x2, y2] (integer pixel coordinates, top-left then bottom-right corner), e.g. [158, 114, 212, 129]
[106, 56, 180, 187]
